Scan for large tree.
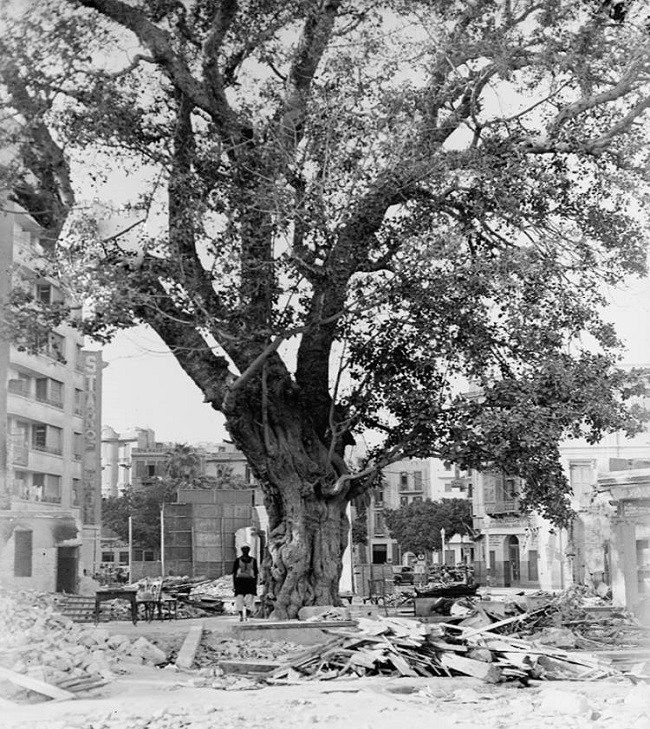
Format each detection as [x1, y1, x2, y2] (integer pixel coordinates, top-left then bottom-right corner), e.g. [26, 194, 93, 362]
[0, 0, 648, 616]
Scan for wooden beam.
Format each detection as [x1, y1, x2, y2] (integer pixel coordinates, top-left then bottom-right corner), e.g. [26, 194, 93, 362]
[0, 666, 76, 701]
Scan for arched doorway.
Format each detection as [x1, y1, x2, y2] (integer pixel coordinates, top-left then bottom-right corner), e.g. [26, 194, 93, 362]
[507, 535, 521, 585]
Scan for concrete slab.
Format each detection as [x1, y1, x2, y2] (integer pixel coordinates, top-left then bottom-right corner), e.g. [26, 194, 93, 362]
[230, 619, 358, 645]
[175, 623, 204, 669]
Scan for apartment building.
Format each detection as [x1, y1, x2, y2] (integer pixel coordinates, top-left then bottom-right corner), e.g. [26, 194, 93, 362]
[0, 205, 103, 592]
[366, 457, 471, 564]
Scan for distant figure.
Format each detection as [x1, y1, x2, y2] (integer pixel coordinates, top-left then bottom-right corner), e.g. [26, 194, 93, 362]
[232, 545, 258, 621]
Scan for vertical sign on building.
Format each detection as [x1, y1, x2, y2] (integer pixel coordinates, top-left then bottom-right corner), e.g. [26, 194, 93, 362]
[82, 350, 102, 526]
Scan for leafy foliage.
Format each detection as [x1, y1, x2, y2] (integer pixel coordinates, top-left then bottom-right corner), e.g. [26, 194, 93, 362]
[384, 498, 472, 555]
[102, 482, 176, 552]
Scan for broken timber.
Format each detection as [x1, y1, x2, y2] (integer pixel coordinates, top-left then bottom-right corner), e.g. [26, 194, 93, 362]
[0, 665, 76, 701]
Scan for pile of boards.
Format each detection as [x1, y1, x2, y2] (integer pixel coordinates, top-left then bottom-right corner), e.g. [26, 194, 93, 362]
[421, 586, 648, 651]
[267, 615, 633, 685]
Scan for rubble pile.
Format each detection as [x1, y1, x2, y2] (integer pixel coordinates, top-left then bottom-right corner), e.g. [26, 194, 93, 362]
[0, 591, 168, 699]
[419, 585, 647, 650]
[267, 615, 632, 685]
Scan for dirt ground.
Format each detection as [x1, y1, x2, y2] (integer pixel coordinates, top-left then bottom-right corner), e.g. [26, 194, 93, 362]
[2, 663, 648, 729]
[2, 614, 648, 729]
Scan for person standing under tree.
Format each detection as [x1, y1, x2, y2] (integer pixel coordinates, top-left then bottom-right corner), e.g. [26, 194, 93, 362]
[232, 545, 258, 621]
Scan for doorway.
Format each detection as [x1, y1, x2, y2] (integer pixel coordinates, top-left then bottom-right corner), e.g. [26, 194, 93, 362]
[507, 536, 521, 584]
[56, 546, 79, 593]
[372, 544, 388, 564]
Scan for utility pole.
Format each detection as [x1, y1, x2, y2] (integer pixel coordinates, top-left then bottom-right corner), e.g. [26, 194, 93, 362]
[128, 514, 133, 584]
[160, 503, 165, 578]
[441, 527, 446, 566]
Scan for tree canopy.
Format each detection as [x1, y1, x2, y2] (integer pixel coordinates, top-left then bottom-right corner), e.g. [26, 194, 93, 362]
[384, 498, 472, 555]
[1, 0, 649, 613]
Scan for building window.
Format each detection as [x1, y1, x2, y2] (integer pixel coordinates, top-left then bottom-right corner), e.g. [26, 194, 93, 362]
[412, 495, 423, 504]
[8, 372, 30, 397]
[413, 471, 423, 490]
[444, 482, 453, 492]
[147, 464, 156, 477]
[72, 478, 81, 506]
[569, 463, 593, 490]
[375, 487, 384, 505]
[503, 477, 518, 501]
[528, 550, 539, 582]
[31, 423, 63, 455]
[119, 551, 129, 564]
[73, 432, 84, 461]
[101, 551, 115, 563]
[373, 512, 386, 535]
[35, 377, 64, 408]
[32, 424, 47, 450]
[32, 473, 61, 503]
[399, 472, 409, 491]
[400, 495, 408, 507]
[75, 344, 84, 372]
[74, 388, 83, 415]
[14, 530, 33, 577]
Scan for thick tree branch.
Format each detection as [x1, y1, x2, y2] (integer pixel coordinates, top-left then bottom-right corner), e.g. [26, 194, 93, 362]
[0, 55, 74, 236]
[71, 0, 240, 137]
[280, 0, 342, 149]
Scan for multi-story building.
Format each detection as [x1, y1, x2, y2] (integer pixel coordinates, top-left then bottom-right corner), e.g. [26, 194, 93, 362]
[131, 438, 174, 490]
[366, 457, 471, 564]
[199, 441, 255, 485]
[470, 426, 650, 594]
[130, 438, 256, 491]
[101, 426, 155, 498]
[0, 205, 103, 592]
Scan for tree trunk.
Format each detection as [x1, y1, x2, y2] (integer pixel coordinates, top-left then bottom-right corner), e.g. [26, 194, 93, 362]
[263, 480, 348, 619]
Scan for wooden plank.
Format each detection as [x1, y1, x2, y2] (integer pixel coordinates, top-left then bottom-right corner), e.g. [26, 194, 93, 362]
[461, 607, 548, 639]
[440, 653, 502, 683]
[386, 650, 418, 677]
[0, 666, 76, 701]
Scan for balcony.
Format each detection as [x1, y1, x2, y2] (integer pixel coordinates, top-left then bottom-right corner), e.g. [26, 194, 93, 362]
[35, 394, 64, 409]
[14, 490, 62, 505]
[485, 499, 520, 516]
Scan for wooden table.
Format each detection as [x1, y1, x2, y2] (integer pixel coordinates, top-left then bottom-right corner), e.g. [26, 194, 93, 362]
[94, 588, 138, 625]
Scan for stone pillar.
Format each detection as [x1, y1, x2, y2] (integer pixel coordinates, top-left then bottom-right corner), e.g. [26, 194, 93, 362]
[610, 519, 637, 608]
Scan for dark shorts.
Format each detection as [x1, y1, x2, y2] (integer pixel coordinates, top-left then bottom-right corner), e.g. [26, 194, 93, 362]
[234, 577, 257, 596]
